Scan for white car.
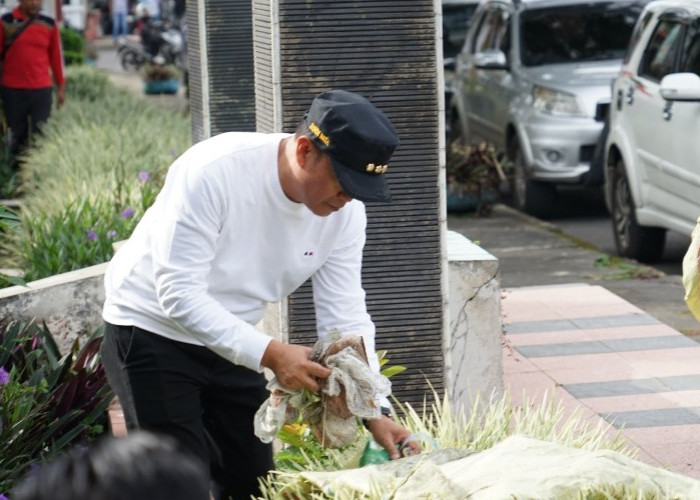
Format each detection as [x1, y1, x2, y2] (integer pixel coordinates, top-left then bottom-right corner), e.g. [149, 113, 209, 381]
[605, 0, 700, 263]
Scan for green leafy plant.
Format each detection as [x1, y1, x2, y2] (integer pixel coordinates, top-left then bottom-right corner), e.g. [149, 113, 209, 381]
[273, 350, 407, 471]
[63, 66, 111, 102]
[0, 141, 18, 199]
[0, 66, 189, 285]
[0, 206, 24, 287]
[19, 169, 162, 281]
[60, 27, 85, 66]
[377, 349, 406, 379]
[0, 320, 112, 494]
[273, 420, 365, 472]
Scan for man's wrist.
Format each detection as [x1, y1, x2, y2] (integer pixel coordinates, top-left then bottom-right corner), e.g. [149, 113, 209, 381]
[362, 406, 391, 429]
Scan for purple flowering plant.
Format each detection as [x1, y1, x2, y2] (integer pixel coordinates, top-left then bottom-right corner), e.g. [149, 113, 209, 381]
[19, 170, 163, 283]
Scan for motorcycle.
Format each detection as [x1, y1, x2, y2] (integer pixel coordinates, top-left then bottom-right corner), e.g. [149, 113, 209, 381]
[117, 35, 148, 72]
[117, 20, 185, 72]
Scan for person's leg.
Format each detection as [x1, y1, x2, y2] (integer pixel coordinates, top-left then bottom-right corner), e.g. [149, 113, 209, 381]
[18, 87, 53, 165]
[202, 358, 274, 500]
[27, 87, 52, 140]
[101, 322, 140, 429]
[119, 12, 128, 37]
[100, 324, 214, 469]
[1, 87, 31, 162]
[113, 13, 120, 41]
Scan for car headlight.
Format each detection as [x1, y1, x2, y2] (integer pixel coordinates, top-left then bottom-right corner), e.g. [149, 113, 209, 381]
[532, 86, 584, 116]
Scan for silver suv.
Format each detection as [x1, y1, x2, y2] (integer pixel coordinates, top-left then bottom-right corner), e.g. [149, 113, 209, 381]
[443, 0, 480, 104]
[447, 0, 648, 218]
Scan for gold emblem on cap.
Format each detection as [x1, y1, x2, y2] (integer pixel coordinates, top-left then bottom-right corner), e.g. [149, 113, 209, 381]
[365, 163, 387, 174]
[308, 122, 330, 146]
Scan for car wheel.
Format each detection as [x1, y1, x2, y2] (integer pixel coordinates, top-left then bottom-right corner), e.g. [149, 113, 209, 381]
[611, 159, 666, 263]
[510, 139, 555, 219]
[120, 49, 142, 72]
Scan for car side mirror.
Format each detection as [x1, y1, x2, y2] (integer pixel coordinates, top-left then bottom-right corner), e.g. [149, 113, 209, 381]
[660, 73, 700, 102]
[473, 49, 509, 70]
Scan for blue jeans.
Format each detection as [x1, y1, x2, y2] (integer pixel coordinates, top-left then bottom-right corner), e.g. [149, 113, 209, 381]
[112, 12, 128, 40]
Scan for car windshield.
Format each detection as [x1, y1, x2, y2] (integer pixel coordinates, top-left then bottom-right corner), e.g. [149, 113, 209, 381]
[520, 2, 646, 67]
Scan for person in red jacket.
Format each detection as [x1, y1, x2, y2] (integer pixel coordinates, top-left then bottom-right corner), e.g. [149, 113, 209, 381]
[0, 0, 65, 167]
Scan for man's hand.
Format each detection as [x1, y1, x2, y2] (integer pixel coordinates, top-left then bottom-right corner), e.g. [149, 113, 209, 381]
[366, 415, 421, 460]
[261, 339, 331, 392]
[56, 85, 66, 108]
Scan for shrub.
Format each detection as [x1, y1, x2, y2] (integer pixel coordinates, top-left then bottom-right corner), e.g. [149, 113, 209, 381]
[19, 170, 161, 281]
[0, 142, 18, 199]
[60, 27, 85, 66]
[0, 66, 190, 281]
[64, 66, 111, 101]
[0, 206, 24, 287]
[0, 320, 112, 494]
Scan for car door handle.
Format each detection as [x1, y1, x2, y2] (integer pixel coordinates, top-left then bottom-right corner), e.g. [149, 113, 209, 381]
[663, 101, 673, 121]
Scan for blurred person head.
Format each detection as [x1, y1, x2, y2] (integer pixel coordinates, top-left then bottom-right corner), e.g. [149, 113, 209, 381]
[11, 431, 211, 500]
[135, 2, 150, 19]
[18, 0, 41, 17]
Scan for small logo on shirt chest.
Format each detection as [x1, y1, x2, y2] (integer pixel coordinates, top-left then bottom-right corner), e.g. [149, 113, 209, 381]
[303, 251, 314, 256]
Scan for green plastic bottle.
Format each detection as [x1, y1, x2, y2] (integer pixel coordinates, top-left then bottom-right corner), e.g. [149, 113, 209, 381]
[359, 438, 391, 466]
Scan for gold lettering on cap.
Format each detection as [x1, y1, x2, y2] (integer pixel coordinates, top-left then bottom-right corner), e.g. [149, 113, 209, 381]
[308, 122, 330, 146]
[365, 163, 388, 174]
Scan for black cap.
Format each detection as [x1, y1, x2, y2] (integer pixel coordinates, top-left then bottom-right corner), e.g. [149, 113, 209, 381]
[304, 90, 399, 203]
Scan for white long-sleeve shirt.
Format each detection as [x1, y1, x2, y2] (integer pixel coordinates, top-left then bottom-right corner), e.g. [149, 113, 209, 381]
[103, 132, 380, 374]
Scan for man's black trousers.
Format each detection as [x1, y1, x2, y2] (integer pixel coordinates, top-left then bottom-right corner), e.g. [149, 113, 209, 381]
[0, 86, 52, 159]
[101, 322, 274, 500]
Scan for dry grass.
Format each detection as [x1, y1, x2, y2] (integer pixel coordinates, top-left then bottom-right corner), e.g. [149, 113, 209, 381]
[257, 390, 638, 499]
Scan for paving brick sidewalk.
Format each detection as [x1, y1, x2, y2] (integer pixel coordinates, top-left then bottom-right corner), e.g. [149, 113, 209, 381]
[503, 283, 700, 479]
[448, 204, 700, 337]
